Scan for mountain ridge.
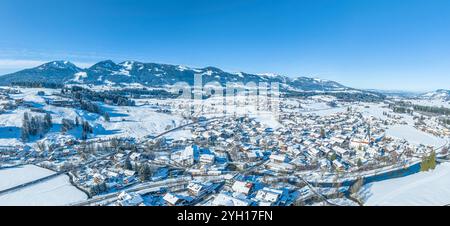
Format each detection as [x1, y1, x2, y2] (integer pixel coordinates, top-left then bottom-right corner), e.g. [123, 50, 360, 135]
[421, 89, 450, 101]
[0, 60, 356, 93]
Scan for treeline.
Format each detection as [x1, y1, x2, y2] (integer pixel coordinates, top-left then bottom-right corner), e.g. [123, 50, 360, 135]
[11, 81, 63, 89]
[80, 100, 102, 115]
[285, 91, 385, 102]
[63, 86, 135, 106]
[21, 113, 95, 141]
[21, 112, 52, 141]
[54, 86, 108, 119]
[391, 101, 450, 116]
[79, 100, 110, 121]
[412, 105, 450, 116]
[329, 92, 386, 102]
[390, 105, 413, 114]
[107, 88, 179, 99]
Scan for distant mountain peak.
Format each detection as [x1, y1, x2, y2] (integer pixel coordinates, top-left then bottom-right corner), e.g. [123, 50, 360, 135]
[90, 60, 118, 69]
[38, 60, 78, 70]
[421, 89, 450, 101]
[202, 66, 222, 71]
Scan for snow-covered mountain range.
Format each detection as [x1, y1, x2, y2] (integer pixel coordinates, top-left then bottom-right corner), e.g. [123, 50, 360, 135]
[421, 89, 450, 101]
[0, 60, 349, 92]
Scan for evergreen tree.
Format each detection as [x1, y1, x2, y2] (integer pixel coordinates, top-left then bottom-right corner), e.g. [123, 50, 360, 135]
[44, 113, 52, 128]
[138, 163, 151, 181]
[21, 112, 52, 141]
[124, 156, 132, 170]
[82, 121, 93, 133]
[320, 127, 326, 139]
[356, 158, 363, 167]
[420, 151, 437, 171]
[61, 118, 75, 132]
[133, 162, 140, 172]
[81, 130, 87, 140]
[104, 112, 110, 122]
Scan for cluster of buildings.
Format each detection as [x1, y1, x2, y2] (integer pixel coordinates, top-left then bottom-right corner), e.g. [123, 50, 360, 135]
[30, 101, 442, 204]
[0, 88, 21, 113]
[2, 86, 449, 206]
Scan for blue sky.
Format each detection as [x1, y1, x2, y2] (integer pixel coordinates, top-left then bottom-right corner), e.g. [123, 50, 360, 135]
[0, 0, 449, 91]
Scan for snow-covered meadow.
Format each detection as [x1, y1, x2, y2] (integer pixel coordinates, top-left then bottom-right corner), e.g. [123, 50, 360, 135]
[0, 165, 87, 206]
[386, 125, 447, 147]
[0, 165, 54, 190]
[360, 162, 450, 206]
[0, 87, 190, 146]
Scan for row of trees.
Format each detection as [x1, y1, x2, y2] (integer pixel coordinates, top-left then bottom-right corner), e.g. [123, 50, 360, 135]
[80, 100, 102, 115]
[63, 86, 136, 106]
[285, 91, 386, 102]
[61, 118, 76, 132]
[21, 112, 52, 141]
[413, 105, 450, 116]
[62, 87, 112, 122]
[391, 101, 450, 116]
[104, 88, 177, 99]
[392, 106, 413, 114]
[23, 113, 94, 141]
[11, 81, 63, 89]
[79, 100, 110, 122]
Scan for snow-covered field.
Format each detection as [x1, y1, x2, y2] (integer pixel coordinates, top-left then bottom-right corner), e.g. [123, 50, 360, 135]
[0, 174, 87, 206]
[0, 87, 188, 146]
[94, 104, 187, 140]
[360, 162, 450, 206]
[0, 165, 87, 206]
[0, 165, 54, 190]
[358, 103, 391, 119]
[386, 125, 447, 147]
